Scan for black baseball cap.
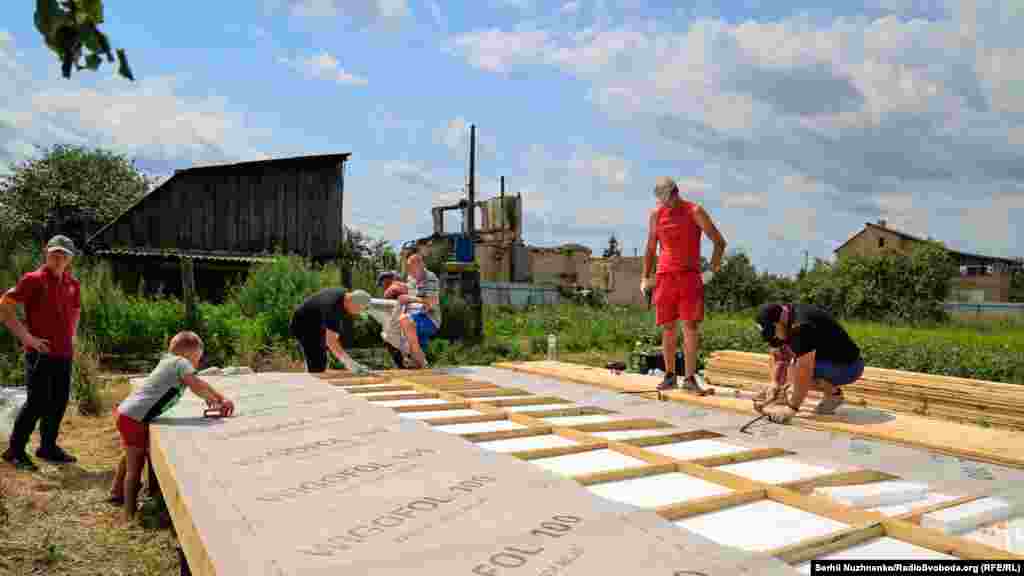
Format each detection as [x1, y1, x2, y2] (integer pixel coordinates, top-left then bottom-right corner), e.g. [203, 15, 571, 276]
[755, 303, 784, 341]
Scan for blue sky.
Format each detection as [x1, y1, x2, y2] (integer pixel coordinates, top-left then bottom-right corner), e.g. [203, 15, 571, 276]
[2, 0, 1023, 276]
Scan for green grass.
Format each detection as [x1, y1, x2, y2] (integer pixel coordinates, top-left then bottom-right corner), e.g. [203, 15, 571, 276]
[481, 304, 1024, 384]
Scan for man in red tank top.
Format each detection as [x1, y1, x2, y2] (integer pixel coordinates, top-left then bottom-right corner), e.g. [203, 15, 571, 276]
[642, 177, 727, 392]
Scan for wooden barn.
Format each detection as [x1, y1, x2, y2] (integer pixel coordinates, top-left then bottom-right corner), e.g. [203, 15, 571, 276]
[85, 153, 351, 302]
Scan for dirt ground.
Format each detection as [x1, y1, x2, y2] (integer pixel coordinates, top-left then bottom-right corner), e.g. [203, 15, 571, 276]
[0, 377, 180, 576]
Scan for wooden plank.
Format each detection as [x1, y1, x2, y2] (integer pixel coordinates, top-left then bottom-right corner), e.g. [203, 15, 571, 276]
[494, 361, 658, 393]
[767, 487, 888, 526]
[461, 427, 555, 443]
[569, 419, 676, 433]
[621, 430, 724, 447]
[884, 519, 1024, 560]
[691, 447, 793, 468]
[494, 361, 1024, 469]
[472, 396, 570, 407]
[511, 442, 608, 461]
[454, 388, 534, 398]
[772, 524, 887, 564]
[900, 494, 988, 524]
[778, 469, 901, 495]
[149, 427, 216, 576]
[575, 463, 680, 486]
[656, 489, 768, 521]
[605, 441, 681, 466]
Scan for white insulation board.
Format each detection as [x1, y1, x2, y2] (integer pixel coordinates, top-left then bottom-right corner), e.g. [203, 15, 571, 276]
[532, 449, 648, 477]
[587, 472, 733, 509]
[503, 403, 576, 413]
[716, 457, 835, 484]
[646, 439, 751, 461]
[674, 500, 848, 552]
[474, 435, 580, 453]
[867, 492, 960, 517]
[794, 537, 955, 573]
[432, 420, 528, 434]
[813, 481, 930, 509]
[588, 429, 686, 440]
[921, 497, 1015, 534]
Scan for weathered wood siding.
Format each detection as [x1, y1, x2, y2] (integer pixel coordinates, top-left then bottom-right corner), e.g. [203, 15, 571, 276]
[95, 157, 346, 259]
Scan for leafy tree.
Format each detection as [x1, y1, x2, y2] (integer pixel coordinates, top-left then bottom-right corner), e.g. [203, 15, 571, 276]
[1011, 269, 1024, 303]
[34, 0, 134, 80]
[602, 234, 621, 258]
[704, 251, 766, 312]
[0, 144, 149, 249]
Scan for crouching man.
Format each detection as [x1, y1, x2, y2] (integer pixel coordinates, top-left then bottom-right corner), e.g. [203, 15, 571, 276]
[397, 254, 441, 369]
[754, 303, 865, 424]
[375, 270, 409, 368]
[290, 288, 372, 374]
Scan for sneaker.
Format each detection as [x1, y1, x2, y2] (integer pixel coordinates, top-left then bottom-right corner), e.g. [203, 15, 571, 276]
[2, 448, 39, 471]
[36, 446, 77, 464]
[814, 393, 845, 415]
[681, 375, 713, 396]
[657, 373, 677, 390]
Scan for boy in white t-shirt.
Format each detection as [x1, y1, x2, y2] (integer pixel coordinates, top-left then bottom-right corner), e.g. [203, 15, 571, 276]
[109, 331, 234, 521]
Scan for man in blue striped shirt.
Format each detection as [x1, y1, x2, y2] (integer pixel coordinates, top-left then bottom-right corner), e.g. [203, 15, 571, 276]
[398, 254, 442, 368]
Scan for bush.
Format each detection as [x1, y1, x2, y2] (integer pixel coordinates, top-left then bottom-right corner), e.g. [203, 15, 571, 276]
[230, 254, 326, 343]
[72, 335, 103, 416]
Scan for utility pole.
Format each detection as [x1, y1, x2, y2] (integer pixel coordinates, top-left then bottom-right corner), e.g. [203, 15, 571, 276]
[803, 250, 809, 274]
[467, 124, 475, 240]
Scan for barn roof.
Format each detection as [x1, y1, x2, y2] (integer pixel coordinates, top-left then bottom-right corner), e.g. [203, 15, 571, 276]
[86, 152, 351, 250]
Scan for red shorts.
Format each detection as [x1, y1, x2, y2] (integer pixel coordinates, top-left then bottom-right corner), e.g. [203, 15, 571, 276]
[115, 409, 149, 452]
[654, 271, 704, 325]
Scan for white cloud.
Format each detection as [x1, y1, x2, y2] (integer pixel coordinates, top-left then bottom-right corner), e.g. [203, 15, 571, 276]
[432, 117, 498, 162]
[278, 52, 368, 86]
[281, 0, 410, 27]
[562, 1, 580, 14]
[570, 149, 630, 192]
[721, 193, 765, 208]
[447, 7, 1024, 266]
[445, 29, 551, 73]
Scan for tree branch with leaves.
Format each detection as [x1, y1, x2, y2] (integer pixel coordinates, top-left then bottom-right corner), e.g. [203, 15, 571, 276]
[34, 0, 134, 80]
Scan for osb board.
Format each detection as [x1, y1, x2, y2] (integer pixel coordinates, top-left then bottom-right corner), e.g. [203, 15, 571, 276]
[148, 372, 798, 575]
[494, 361, 1024, 469]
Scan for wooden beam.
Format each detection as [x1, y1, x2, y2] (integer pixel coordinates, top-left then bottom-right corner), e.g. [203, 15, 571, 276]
[671, 461, 767, 492]
[767, 487, 887, 526]
[453, 388, 534, 398]
[360, 392, 441, 402]
[420, 412, 511, 426]
[341, 385, 415, 394]
[391, 402, 471, 413]
[883, 519, 1024, 560]
[574, 463, 680, 486]
[772, 524, 887, 564]
[691, 447, 793, 468]
[621, 430, 724, 447]
[568, 419, 675, 433]
[777, 469, 900, 495]
[656, 489, 767, 521]
[460, 427, 555, 443]
[513, 406, 618, 419]
[605, 442, 681, 466]
[899, 494, 987, 525]
[510, 442, 608, 461]
[471, 396, 571, 407]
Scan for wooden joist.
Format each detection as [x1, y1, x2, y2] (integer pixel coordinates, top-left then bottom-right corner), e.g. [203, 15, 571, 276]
[493, 360, 1024, 469]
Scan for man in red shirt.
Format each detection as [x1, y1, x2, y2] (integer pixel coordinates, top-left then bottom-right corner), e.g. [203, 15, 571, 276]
[642, 177, 727, 393]
[0, 235, 82, 471]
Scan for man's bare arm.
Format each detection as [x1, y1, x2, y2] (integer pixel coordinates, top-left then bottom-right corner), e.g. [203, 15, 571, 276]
[324, 329, 348, 363]
[788, 350, 816, 408]
[0, 294, 33, 344]
[642, 209, 659, 278]
[694, 206, 727, 272]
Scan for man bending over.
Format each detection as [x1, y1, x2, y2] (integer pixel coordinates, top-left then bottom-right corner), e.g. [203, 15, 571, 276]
[290, 287, 371, 374]
[398, 254, 441, 369]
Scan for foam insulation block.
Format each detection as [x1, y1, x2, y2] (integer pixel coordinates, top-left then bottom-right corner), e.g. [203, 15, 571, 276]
[793, 537, 955, 573]
[541, 415, 624, 426]
[921, 497, 1015, 534]
[716, 457, 835, 485]
[398, 409, 483, 420]
[531, 449, 648, 477]
[813, 481, 930, 509]
[962, 515, 1024, 552]
[646, 439, 751, 461]
[867, 492, 961, 517]
[474, 434, 580, 453]
[588, 429, 688, 440]
[432, 420, 528, 434]
[674, 499, 848, 552]
[587, 472, 733, 509]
